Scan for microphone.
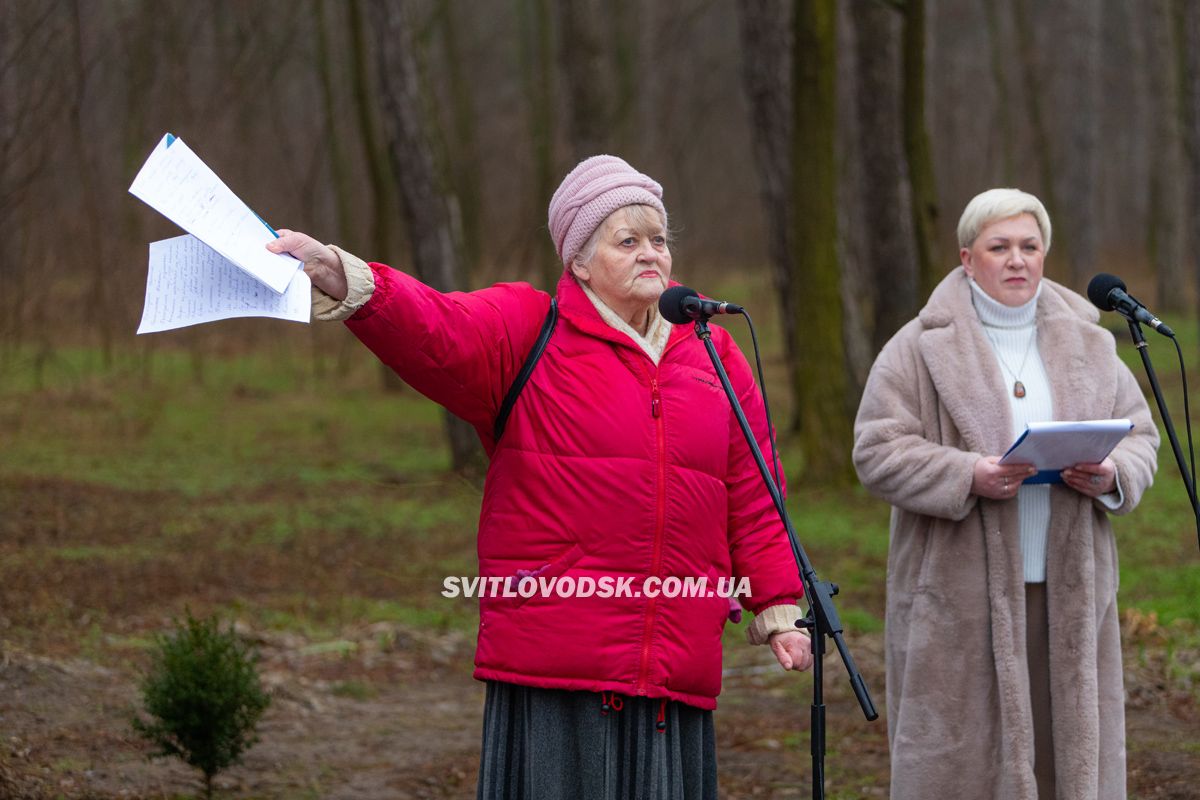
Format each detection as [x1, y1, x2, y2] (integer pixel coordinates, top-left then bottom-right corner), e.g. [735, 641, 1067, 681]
[1086, 273, 1175, 338]
[659, 285, 744, 324]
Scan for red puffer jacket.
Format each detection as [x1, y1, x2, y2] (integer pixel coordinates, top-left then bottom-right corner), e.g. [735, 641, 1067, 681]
[346, 265, 803, 709]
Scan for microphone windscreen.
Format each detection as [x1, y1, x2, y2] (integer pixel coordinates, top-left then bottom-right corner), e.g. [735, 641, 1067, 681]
[1087, 273, 1126, 311]
[659, 285, 699, 325]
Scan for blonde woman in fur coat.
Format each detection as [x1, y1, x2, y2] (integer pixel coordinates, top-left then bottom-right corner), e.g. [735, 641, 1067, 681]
[852, 188, 1159, 800]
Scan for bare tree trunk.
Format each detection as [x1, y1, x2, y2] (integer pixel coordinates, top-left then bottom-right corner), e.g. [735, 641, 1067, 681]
[347, 0, 397, 262]
[634, 0, 660, 164]
[68, 0, 116, 369]
[1148, 0, 1187, 311]
[792, 0, 852, 481]
[369, 0, 485, 477]
[315, 0, 354, 242]
[608, 0, 637, 154]
[1055, 0, 1102, 290]
[516, 0, 558, 288]
[0, 2, 63, 354]
[117, 0, 159, 385]
[556, 0, 611, 159]
[1179, 0, 1200, 334]
[735, 1, 797, 408]
[346, 0, 408, 392]
[435, 0, 483, 275]
[902, 0, 940, 296]
[1012, 0, 1065, 271]
[834, 0, 873, 396]
[313, 0, 354, 381]
[982, 0, 1017, 184]
[851, 0, 918, 353]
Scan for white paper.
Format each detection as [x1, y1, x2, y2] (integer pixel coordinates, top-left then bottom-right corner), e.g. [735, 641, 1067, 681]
[137, 235, 310, 334]
[999, 419, 1133, 470]
[129, 133, 300, 294]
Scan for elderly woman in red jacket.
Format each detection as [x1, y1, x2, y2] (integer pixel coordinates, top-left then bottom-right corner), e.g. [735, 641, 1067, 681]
[270, 156, 810, 799]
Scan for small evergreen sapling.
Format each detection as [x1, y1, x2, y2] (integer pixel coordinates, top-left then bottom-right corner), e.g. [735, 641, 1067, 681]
[132, 611, 271, 799]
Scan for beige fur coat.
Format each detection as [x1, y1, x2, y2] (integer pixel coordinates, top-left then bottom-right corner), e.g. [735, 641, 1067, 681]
[853, 267, 1159, 800]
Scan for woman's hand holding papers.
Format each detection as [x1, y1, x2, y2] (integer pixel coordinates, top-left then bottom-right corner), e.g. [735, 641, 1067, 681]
[972, 456, 1039, 500]
[268, 230, 348, 301]
[1061, 457, 1117, 497]
[973, 455, 1117, 499]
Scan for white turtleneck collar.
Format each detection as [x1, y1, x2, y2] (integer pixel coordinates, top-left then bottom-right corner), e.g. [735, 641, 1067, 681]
[969, 278, 1041, 328]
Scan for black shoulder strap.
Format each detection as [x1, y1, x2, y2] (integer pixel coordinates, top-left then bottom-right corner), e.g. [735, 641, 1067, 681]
[494, 298, 558, 442]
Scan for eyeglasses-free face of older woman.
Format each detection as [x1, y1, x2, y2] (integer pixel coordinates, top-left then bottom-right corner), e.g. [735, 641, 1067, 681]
[569, 206, 673, 333]
[960, 212, 1046, 307]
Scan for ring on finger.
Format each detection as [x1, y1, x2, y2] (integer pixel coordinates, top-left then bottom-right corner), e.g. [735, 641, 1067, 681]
[1090, 474, 1100, 486]
[1003, 476, 1009, 491]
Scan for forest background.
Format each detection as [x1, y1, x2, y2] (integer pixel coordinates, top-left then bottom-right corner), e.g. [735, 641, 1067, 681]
[6, 0, 1200, 475]
[1, 0, 1198, 798]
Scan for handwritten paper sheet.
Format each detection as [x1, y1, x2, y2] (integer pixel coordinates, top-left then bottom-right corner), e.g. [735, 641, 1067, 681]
[137, 235, 310, 334]
[129, 133, 300, 294]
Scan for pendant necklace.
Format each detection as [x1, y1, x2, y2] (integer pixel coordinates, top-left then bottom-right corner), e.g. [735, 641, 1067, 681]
[986, 328, 1036, 398]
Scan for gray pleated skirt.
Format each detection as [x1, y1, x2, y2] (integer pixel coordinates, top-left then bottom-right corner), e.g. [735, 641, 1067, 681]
[477, 680, 718, 800]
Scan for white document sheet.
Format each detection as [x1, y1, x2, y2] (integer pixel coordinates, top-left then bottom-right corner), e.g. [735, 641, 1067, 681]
[137, 235, 310, 334]
[129, 133, 301, 294]
[999, 419, 1133, 484]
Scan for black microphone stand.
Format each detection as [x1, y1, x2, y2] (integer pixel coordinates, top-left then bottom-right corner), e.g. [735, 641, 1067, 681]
[689, 316, 878, 800]
[1123, 320, 1200, 538]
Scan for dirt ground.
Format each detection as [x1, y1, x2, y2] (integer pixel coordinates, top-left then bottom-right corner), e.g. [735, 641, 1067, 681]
[1, 477, 1197, 799]
[2, 619, 1197, 798]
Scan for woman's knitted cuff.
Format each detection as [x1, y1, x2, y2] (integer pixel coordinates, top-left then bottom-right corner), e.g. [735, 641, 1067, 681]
[746, 603, 806, 645]
[311, 245, 375, 321]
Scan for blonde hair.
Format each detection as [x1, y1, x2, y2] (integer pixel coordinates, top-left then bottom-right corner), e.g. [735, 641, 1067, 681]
[957, 188, 1052, 253]
[573, 204, 670, 269]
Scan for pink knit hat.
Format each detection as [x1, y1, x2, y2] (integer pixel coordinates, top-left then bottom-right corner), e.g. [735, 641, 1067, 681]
[547, 155, 667, 269]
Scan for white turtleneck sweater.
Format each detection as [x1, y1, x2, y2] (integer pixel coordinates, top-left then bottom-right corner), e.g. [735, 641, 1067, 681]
[969, 280, 1124, 582]
[970, 280, 1054, 582]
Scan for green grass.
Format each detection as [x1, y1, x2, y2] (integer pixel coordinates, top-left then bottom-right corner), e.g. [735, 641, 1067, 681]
[0, 334, 1196, 678]
[0, 345, 447, 494]
[1113, 324, 1199, 611]
[331, 679, 378, 701]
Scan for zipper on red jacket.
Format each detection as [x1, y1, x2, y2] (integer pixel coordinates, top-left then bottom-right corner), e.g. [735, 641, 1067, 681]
[637, 372, 668, 694]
